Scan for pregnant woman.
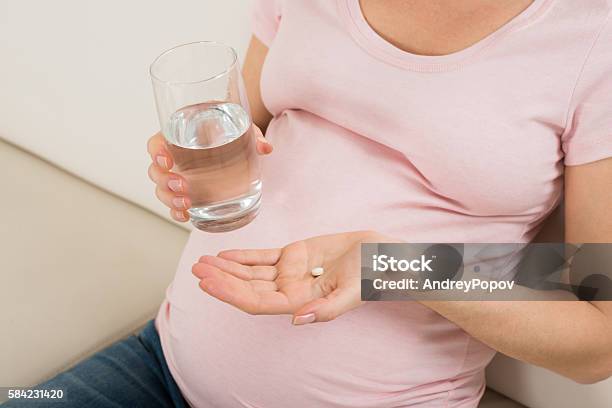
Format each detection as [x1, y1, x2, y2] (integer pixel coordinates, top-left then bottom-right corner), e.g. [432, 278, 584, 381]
[4, 1, 611, 407]
[147, 0, 612, 406]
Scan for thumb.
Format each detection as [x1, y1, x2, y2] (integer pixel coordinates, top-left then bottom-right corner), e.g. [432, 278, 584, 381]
[292, 284, 361, 325]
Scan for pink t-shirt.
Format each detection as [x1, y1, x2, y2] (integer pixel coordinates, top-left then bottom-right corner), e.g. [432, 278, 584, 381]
[156, 1, 612, 406]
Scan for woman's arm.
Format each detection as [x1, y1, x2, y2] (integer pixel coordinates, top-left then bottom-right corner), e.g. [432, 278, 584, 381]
[421, 158, 612, 384]
[243, 35, 273, 132]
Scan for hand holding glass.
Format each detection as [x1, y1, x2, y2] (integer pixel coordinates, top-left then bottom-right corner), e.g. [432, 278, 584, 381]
[150, 42, 261, 232]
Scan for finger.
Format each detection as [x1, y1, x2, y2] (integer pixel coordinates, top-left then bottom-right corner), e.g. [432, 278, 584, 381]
[194, 258, 278, 287]
[192, 263, 290, 314]
[147, 133, 166, 156]
[217, 248, 282, 266]
[154, 154, 173, 170]
[155, 186, 191, 210]
[292, 285, 362, 325]
[250, 266, 279, 280]
[170, 209, 189, 222]
[147, 134, 174, 170]
[253, 126, 273, 155]
[147, 163, 172, 184]
[198, 256, 249, 278]
[148, 163, 160, 183]
[198, 255, 277, 280]
[148, 167, 188, 194]
[250, 280, 278, 291]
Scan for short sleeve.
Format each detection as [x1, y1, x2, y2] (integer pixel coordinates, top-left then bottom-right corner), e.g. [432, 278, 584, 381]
[251, 0, 282, 47]
[562, 15, 612, 166]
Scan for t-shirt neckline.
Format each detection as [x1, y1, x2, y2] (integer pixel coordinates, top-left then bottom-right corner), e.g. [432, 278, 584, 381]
[337, 0, 552, 72]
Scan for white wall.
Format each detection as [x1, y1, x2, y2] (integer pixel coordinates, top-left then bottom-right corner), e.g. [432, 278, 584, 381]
[0, 0, 252, 224]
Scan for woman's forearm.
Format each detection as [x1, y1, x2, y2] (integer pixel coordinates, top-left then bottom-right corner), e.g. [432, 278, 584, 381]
[421, 299, 612, 384]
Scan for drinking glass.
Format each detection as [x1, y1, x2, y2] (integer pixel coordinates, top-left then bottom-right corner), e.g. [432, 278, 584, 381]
[150, 41, 261, 232]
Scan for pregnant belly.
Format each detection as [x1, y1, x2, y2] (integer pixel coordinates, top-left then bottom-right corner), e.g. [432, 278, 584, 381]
[158, 286, 484, 408]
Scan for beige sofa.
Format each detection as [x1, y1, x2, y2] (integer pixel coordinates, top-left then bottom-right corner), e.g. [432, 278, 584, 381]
[1, 139, 524, 407]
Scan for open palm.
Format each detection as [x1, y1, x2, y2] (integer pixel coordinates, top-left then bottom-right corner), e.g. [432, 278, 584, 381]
[192, 231, 387, 324]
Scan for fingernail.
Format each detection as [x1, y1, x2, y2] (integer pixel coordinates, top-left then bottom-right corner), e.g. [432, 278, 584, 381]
[257, 135, 268, 144]
[156, 155, 169, 169]
[172, 197, 187, 209]
[174, 210, 188, 221]
[168, 179, 182, 192]
[292, 313, 316, 325]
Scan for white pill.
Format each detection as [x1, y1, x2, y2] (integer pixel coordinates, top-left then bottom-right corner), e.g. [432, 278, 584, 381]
[311, 267, 324, 277]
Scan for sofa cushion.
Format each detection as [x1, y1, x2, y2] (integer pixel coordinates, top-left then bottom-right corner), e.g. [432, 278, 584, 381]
[0, 140, 188, 389]
[487, 354, 612, 408]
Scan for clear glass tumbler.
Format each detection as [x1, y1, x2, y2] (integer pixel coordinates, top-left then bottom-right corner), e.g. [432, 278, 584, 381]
[150, 41, 261, 233]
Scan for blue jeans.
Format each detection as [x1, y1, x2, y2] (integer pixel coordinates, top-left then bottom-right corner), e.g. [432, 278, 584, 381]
[1, 321, 187, 407]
